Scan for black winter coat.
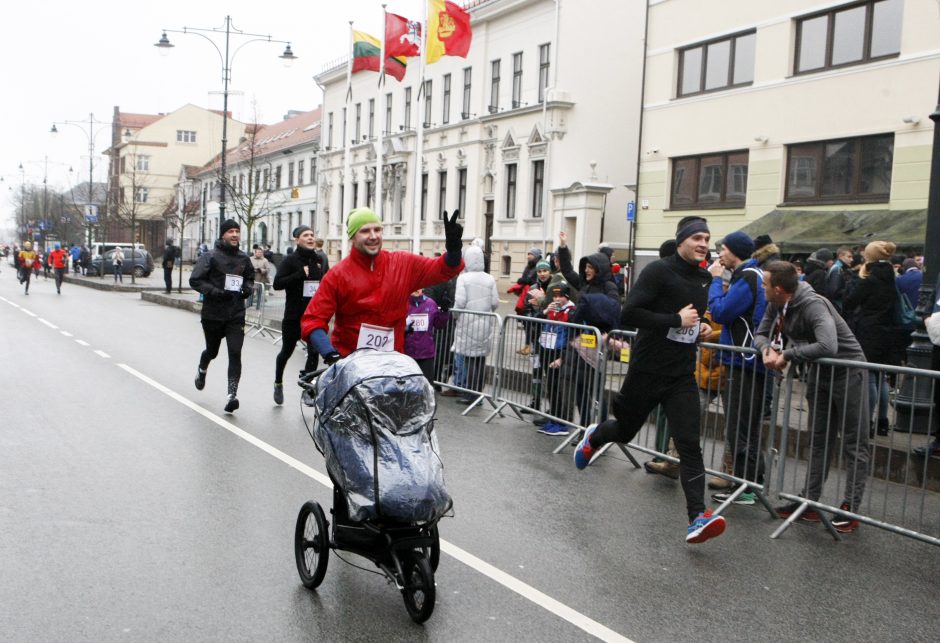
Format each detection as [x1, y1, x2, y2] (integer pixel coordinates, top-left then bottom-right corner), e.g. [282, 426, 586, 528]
[189, 240, 254, 321]
[843, 261, 903, 365]
[273, 245, 325, 321]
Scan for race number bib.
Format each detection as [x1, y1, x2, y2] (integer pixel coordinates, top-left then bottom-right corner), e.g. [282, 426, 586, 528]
[303, 280, 320, 298]
[539, 331, 557, 349]
[357, 323, 394, 352]
[224, 274, 244, 292]
[666, 325, 700, 344]
[406, 313, 429, 332]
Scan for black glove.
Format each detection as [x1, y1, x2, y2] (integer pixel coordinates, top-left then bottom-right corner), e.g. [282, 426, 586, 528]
[240, 284, 253, 299]
[443, 209, 463, 255]
[323, 351, 341, 366]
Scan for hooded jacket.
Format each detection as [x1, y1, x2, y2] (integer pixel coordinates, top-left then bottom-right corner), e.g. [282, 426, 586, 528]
[708, 258, 766, 370]
[404, 293, 449, 360]
[803, 258, 828, 294]
[576, 252, 621, 300]
[453, 245, 500, 356]
[300, 246, 463, 356]
[754, 281, 865, 367]
[273, 245, 326, 321]
[189, 240, 255, 321]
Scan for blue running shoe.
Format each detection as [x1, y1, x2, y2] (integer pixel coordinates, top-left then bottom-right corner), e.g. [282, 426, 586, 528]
[686, 510, 726, 544]
[573, 424, 598, 470]
[539, 423, 570, 436]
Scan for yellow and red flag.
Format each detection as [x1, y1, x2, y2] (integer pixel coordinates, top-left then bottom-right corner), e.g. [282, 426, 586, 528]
[426, 0, 472, 64]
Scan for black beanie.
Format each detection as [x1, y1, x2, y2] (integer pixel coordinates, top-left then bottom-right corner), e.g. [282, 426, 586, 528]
[292, 225, 312, 238]
[675, 216, 709, 246]
[219, 219, 240, 237]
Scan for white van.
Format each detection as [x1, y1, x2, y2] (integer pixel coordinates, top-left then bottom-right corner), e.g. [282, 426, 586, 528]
[90, 242, 147, 258]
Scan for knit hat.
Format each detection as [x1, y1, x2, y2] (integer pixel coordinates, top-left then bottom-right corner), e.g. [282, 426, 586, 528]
[292, 225, 312, 238]
[219, 219, 240, 237]
[598, 244, 614, 259]
[675, 216, 709, 246]
[658, 239, 677, 258]
[346, 207, 382, 239]
[863, 240, 896, 264]
[535, 260, 551, 271]
[812, 248, 834, 263]
[720, 231, 754, 261]
[753, 234, 773, 250]
[528, 247, 542, 259]
[550, 281, 571, 298]
[54, 242, 61, 250]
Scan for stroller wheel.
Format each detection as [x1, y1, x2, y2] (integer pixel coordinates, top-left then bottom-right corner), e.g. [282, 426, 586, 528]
[400, 552, 435, 623]
[294, 501, 329, 589]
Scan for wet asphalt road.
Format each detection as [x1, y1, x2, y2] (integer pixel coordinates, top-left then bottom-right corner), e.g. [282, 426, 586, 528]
[0, 271, 937, 642]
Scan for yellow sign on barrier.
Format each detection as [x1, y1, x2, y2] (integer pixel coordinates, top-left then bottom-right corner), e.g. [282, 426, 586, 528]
[580, 333, 596, 348]
[620, 347, 630, 363]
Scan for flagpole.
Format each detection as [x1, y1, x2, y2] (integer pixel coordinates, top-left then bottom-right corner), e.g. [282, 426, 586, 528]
[377, 5, 387, 226]
[411, 3, 428, 255]
[342, 21, 354, 259]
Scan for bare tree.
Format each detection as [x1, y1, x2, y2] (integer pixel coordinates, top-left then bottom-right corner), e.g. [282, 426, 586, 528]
[109, 154, 159, 283]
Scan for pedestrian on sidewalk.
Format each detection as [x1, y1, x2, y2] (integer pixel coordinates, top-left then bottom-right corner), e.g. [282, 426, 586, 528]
[79, 244, 91, 276]
[48, 242, 68, 295]
[112, 246, 125, 283]
[271, 226, 325, 405]
[573, 215, 727, 545]
[189, 219, 255, 413]
[163, 239, 178, 294]
[69, 243, 81, 274]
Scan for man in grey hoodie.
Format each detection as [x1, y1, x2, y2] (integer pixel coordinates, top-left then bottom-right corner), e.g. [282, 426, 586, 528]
[753, 261, 869, 533]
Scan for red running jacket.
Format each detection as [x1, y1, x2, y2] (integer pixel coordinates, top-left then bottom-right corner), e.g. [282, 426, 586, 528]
[49, 248, 68, 269]
[301, 248, 463, 356]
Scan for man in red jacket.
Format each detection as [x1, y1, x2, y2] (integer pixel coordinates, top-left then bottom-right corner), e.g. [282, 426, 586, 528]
[48, 242, 69, 294]
[301, 207, 464, 364]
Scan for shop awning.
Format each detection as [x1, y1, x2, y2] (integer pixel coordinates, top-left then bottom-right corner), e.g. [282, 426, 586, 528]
[739, 209, 927, 254]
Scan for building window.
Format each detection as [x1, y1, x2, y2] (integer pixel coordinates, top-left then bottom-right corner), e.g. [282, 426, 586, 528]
[310, 158, 317, 184]
[442, 73, 451, 125]
[678, 30, 755, 97]
[670, 150, 749, 209]
[288, 162, 295, 187]
[352, 182, 358, 208]
[385, 93, 392, 134]
[490, 59, 500, 113]
[538, 44, 550, 103]
[796, 0, 902, 74]
[438, 170, 447, 214]
[254, 169, 261, 193]
[327, 112, 334, 148]
[368, 99, 375, 139]
[423, 80, 433, 127]
[263, 168, 271, 191]
[785, 134, 893, 203]
[355, 103, 362, 142]
[531, 160, 544, 217]
[462, 67, 472, 119]
[404, 87, 412, 129]
[366, 180, 374, 208]
[420, 172, 428, 221]
[505, 163, 517, 218]
[176, 130, 197, 143]
[501, 255, 512, 276]
[274, 165, 282, 190]
[135, 155, 150, 172]
[297, 160, 304, 186]
[458, 168, 467, 216]
[134, 187, 149, 203]
[512, 52, 523, 108]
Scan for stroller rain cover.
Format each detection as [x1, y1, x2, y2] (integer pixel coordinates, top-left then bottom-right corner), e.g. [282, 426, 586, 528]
[311, 349, 451, 523]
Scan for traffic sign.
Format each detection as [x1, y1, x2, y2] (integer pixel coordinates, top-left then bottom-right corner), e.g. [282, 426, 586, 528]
[626, 201, 636, 222]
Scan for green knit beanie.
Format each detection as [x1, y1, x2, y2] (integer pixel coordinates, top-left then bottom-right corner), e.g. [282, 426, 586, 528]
[346, 207, 382, 239]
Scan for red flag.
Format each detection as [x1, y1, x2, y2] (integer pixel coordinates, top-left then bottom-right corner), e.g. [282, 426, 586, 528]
[427, 0, 472, 64]
[386, 12, 421, 59]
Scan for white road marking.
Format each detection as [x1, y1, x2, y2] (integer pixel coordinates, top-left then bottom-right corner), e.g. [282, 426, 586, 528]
[94, 350, 110, 358]
[75, 340, 90, 346]
[20, 309, 36, 317]
[38, 318, 58, 329]
[116, 362, 634, 643]
[61, 331, 73, 337]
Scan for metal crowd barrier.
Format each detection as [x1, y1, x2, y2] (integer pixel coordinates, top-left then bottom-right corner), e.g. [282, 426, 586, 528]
[770, 357, 940, 546]
[246, 283, 280, 340]
[431, 308, 502, 414]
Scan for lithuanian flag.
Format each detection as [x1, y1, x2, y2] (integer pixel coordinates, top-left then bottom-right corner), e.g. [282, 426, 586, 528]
[352, 30, 407, 82]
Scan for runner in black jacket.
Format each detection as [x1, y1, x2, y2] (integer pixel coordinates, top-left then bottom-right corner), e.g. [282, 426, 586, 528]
[271, 225, 326, 404]
[573, 216, 728, 545]
[189, 220, 254, 413]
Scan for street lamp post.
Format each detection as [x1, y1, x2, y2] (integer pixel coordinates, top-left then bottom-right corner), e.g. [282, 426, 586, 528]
[154, 16, 296, 234]
[51, 113, 109, 254]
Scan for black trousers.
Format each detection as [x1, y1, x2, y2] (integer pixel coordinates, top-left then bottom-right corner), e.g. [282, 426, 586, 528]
[722, 366, 767, 484]
[591, 370, 706, 520]
[54, 267, 65, 291]
[275, 319, 319, 384]
[199, 318, 245, 395]
[164, 267, 173, 292]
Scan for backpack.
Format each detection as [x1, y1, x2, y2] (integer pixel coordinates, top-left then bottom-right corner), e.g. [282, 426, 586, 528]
[892, 286, 916, 327]
[738, 266, 767, 339]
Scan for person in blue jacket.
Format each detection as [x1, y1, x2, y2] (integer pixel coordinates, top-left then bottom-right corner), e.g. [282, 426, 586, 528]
[706, 230, 767, 504]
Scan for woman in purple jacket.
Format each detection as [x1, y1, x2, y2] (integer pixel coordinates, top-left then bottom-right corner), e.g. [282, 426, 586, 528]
[404, 288, 450, 383]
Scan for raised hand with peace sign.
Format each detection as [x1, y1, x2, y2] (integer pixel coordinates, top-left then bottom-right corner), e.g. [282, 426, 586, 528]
[442, 209, 464, 266]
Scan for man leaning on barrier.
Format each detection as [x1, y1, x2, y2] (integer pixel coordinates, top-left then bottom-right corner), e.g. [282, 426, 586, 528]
[706, 231, 767, 505]
[572, 215, 727, 545]
[753, 261, 870, 533]
[300, 207, 465, 366]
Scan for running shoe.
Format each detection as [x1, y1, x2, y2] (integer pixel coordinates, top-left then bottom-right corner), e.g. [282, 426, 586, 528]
[224, 395, 239, 413]
[775, 500, 820, 522]
[686, 510, 726, 544]
[831, 502, 860, 534]
[912, 438, 940, 457]
[194, 368, 207, 391]
[273, 382, 284, 405]
[573, 424, 598, 470]
[711, 490, 756, 505]
[539, 423, 570, 437]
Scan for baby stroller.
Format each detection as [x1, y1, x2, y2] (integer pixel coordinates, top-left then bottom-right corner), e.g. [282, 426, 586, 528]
[294, 348, 451, 623]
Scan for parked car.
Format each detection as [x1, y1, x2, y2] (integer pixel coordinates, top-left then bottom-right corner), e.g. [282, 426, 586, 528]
[92, 248, 155, 278]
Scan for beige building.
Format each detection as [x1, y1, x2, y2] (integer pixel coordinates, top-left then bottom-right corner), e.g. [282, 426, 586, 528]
[635, 0, 940, 267]
[106, 104, 247, 252]
[314, 0, 645, 286]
